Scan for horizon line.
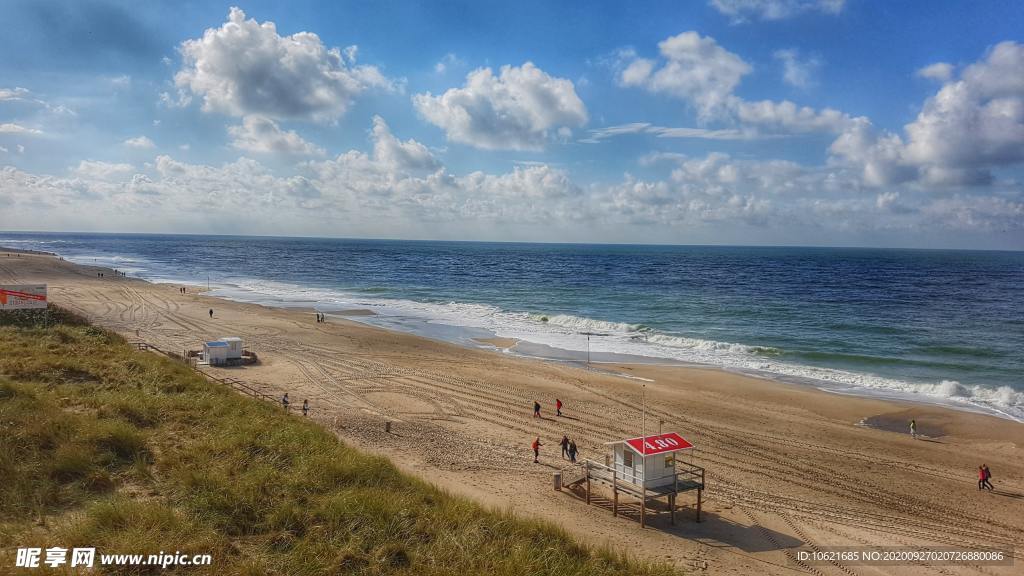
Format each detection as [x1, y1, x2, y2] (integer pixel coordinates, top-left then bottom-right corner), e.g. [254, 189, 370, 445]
[1, 229, 1021, 254]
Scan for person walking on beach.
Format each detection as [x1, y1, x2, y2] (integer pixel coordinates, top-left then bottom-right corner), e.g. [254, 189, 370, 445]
[282, 393, 290, 412]
[978, 466, 987, 490]
[556, 398, 563, 417]
[909, 419, 917, 439]
[302, 399, 309, 417]
[560, 435, 570, 459]
[568, 440, 578, 464]
[533, 401, 541, 418]
[209, 308, 214, 319]
[982, 464, 994, 490]
[532, 437, 543, 463]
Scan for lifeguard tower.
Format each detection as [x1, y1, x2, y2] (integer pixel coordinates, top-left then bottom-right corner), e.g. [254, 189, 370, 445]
[559, 431, 704, 527]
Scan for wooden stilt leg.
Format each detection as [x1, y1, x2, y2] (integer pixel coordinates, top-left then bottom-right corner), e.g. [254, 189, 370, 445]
[640, 496, 646, 528]
[586, 475, 591, 505]
[696, 488, 703, 523]
[612, 471, 618, 517]
[670, 494, 675, 525]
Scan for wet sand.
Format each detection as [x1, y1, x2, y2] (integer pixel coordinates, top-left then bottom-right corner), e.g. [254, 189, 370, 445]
[3, 251, 1022, 575]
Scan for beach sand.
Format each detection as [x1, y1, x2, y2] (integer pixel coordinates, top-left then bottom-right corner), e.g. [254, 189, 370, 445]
[3, 252, 1022, 575]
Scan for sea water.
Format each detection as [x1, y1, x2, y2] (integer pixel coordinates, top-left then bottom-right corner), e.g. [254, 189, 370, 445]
[3, 232, 1022, 421]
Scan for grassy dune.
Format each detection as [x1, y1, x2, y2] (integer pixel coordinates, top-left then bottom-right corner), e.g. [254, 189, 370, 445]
[0, 311, 680, 575]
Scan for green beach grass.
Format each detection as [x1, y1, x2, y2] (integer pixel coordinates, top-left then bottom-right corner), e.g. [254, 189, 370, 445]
[0, 308, 681, 575]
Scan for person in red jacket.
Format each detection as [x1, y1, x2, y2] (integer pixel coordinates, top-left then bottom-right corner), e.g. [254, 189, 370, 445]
[556, 398, 563, 417]
[532, 437, 543, 463]
[982, 464, 994, 490]
[978, 466, 987, 490]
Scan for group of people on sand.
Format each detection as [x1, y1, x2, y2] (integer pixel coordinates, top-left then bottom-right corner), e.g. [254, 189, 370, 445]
[281, 393, 311, 416]
[179, 286, 187, 294]
[533, 398, 563, 419]
[978, 464, 995, 491]
[315, 312, 326, 323]
[530, 399, 578, 464]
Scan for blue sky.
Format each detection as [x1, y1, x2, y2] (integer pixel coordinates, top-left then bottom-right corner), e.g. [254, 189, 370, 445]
[1, 0, 1022, 249]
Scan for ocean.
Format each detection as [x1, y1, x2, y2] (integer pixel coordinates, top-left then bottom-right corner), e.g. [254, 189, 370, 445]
[3, 232, 1022, 421]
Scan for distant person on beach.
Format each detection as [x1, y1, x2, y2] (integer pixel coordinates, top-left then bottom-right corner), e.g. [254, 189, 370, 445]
[982, 464, 994, 490]
[282, 393, 290, 411]
[556, 398, 563, 417]
[532, 437, 543, 463]
[909, 419, 917, 439]
[560, 435, 570, 459]
[533, 401, 541, 418]
[302, 399, 309, 417]
[209, 309, 214, 319]
[568, 440, 578, 464]
[978, 466, 987, 490]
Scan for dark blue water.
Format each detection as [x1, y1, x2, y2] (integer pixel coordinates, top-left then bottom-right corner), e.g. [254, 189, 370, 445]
[3, 232, 1022, 420]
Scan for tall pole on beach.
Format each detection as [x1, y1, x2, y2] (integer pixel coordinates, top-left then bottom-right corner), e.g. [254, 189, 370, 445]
[587, 334, 590, 365]
[641, 383, 647, 527]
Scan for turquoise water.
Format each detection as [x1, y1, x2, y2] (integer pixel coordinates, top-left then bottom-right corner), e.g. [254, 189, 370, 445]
[3, 232, 1022, 421]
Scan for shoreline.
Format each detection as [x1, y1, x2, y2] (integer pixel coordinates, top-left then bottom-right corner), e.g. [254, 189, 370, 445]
[4, 240, 1023, 423]
[3, 238, 1020, 423]
[3, 250, 1023, 574]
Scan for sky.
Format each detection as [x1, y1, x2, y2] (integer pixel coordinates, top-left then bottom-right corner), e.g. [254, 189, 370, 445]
[1, 0, 1023, 249]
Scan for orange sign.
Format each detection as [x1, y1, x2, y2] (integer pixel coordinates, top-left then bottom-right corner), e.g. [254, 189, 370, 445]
[0, 285, 47, 310]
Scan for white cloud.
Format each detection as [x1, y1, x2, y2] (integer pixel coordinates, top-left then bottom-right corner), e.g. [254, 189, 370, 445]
[413, 62, 588, 151]
[74, 160, 135, 180]
[618, 32, 750, 120]
[735, 99, 851, 133]
[434, 53, 463, 74]
[16, 144, 24, 154]
[0, 87, 32, 101]
[774, 49, 820, 89]
[831, 41, 1024, 187]
[580, 122, 752, 143]
[710, 0, 845, 22]
[0, 123, 42, 135]
[368, 116, 439, 172]
[0, 146, 7, 153]
[228, 115, 325, 157]
[174, 7, 393, 122]
[123, 136, 156, 149]
[917, 62, 954, 82]
[618, 32, 854, 134]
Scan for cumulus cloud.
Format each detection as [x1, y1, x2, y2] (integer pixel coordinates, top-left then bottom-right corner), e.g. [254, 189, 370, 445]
[174, 7, 393, 122]
[2, 115, 1020, 244]
[123, 136, 156, 149]
[618, 32, 854, 134]
[774, 49, 820, 88]
[917, 62, 954, 82]
[0, 123, 43, 135]
[74, 160, 135, 180]
[618, 32, 751, 120]
[228, 116, 325, 157]
[413, 62, 588, 150]
[831, 41, 1024, 187]
[709, 0, 845, 22]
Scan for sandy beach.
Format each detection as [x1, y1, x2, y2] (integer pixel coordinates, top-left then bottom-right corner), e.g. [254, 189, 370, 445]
[3, 251, 1022, 575]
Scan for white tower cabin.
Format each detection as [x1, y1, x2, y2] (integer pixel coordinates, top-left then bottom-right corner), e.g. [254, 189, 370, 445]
[218, 337, 244, 360]
[557, 431, 704, 527]
[202, 340, 229, 366]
